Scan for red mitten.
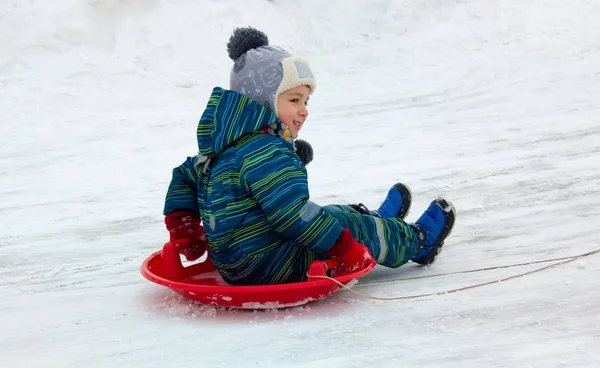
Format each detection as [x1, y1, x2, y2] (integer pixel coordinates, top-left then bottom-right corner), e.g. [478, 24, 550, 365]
[325, 228, 375, 276]
[164, 211, 208, 261]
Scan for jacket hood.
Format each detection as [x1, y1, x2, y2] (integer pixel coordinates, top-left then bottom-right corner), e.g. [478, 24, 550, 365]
[197, 87, 278, 157]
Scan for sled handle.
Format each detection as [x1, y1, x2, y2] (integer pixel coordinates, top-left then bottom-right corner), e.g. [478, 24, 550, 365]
[161, 240, 187, 281]
[307, 259, 340, 278]
[161, 239, 212, 281]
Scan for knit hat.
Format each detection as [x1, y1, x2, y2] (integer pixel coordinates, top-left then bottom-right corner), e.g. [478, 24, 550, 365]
[227, 27, 316, 115]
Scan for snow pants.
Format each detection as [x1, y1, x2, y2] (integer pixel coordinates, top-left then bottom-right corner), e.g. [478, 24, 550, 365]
[243, 204, 422, 285]
[322, 204, 421, 268]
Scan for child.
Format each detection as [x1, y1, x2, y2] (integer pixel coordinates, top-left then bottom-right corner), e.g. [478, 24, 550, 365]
[163, 27, 456, 286]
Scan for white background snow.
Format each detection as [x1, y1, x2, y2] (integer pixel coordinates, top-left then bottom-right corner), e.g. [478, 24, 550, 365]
[1, 0, 599, 367]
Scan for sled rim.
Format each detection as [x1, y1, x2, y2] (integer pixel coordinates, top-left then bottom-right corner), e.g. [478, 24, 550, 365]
[140, 250, 375, 293]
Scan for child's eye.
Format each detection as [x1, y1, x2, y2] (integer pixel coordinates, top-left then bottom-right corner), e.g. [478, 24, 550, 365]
[290, 99, 299, 103]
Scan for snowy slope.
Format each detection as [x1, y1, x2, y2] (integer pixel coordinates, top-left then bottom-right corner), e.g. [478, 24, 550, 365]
[1, 0, 599, 367]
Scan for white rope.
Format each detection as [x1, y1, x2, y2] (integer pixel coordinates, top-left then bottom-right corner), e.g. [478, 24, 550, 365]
[307, 249, 600, 301]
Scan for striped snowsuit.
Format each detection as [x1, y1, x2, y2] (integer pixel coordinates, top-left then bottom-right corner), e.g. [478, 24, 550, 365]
[164, 87, 421, 285]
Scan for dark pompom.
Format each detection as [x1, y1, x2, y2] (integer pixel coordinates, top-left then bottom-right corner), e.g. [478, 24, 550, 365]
[294, 139, 314, 166]
[227, 27, 269, 60]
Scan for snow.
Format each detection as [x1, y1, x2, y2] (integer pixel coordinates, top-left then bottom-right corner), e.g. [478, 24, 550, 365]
[1, 0, 600, 366]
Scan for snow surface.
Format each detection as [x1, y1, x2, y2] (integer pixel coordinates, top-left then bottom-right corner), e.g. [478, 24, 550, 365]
[2, 0, 600, 367]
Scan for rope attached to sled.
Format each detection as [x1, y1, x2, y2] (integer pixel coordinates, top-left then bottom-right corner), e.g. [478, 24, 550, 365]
[306, 248, 600, 301]
[359, 249, 600, 285]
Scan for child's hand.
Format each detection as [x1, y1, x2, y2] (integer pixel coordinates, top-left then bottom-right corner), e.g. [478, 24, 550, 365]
[165, 211, 208, 261]
[325, 228, 375, 276]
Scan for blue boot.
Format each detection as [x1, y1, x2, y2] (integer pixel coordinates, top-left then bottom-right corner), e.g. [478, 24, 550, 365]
[411, 198, 456, 265]
[349, 183, 412, 220]
[375, 183, 412, 220]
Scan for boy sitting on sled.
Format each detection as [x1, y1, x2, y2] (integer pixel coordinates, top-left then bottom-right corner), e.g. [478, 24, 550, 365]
[163, 27, 456, 285]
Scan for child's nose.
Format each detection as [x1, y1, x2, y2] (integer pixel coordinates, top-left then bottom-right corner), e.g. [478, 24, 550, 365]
[300, 105, 308, 118]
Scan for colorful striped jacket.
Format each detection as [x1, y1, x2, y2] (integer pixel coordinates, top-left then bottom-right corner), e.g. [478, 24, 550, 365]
[163, 87, 343, 285]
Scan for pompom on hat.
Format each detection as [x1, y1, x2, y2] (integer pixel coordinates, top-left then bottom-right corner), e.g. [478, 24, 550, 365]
[227, 27, 316, 115]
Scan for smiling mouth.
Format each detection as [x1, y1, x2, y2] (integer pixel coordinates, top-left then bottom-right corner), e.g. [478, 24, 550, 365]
[293, 120, 302, 128]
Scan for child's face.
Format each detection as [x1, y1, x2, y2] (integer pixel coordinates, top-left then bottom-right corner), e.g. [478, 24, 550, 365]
[276, 85, 310, 139]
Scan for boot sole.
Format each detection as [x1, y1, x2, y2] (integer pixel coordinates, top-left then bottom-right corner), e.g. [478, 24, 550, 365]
[436, 197, 456, 245]
[392, 182, 412, 220]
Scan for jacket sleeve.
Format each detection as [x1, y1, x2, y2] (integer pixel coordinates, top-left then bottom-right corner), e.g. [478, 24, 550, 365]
[163, 156, 199, 215]
[239, 140, 343, 254]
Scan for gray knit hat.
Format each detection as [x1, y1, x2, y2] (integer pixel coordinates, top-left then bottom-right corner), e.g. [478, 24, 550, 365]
[227, 27, 316, 115]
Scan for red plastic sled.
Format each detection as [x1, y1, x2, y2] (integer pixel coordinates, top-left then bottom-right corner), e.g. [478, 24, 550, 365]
[141, 239, 375, 309]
